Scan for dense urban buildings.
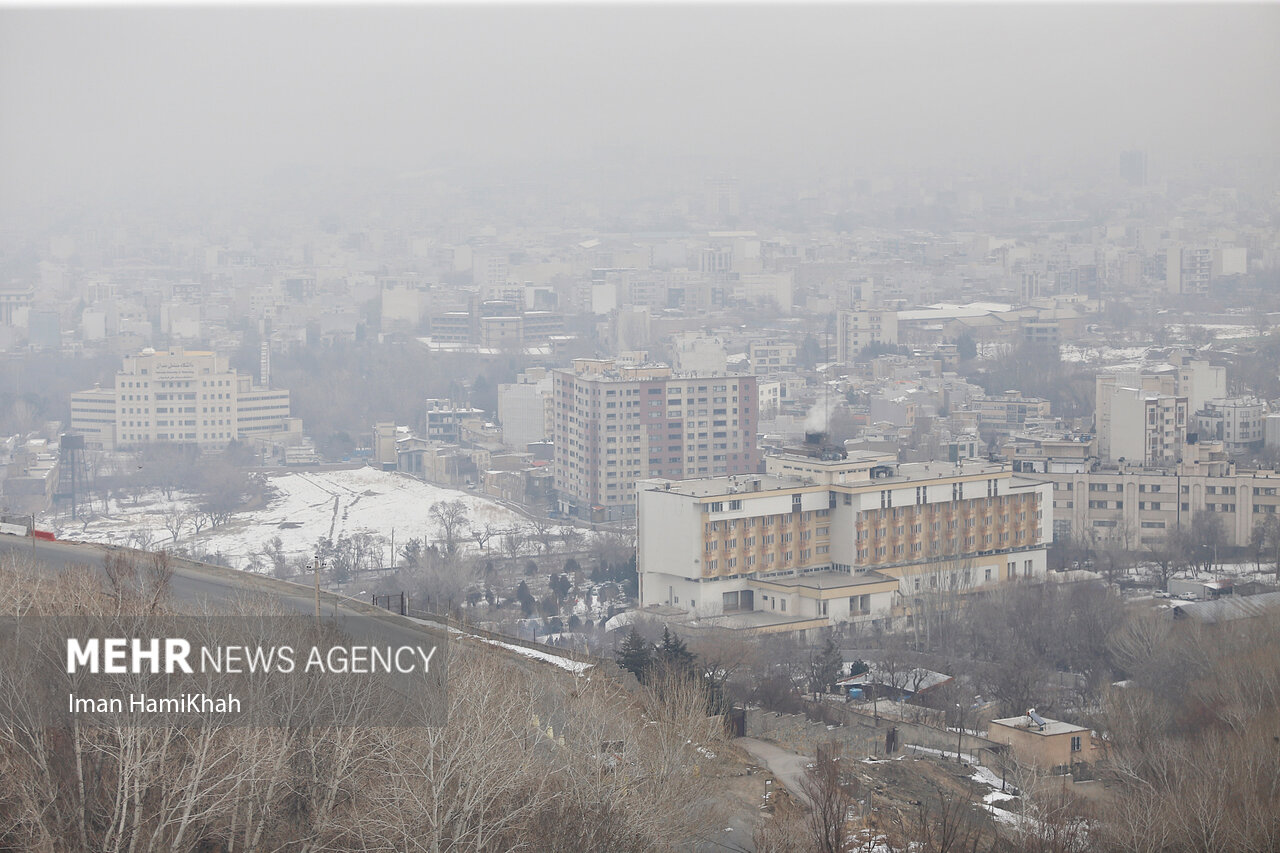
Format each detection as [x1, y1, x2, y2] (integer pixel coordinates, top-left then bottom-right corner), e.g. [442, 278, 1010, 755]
[1006, 433, 1280, 549]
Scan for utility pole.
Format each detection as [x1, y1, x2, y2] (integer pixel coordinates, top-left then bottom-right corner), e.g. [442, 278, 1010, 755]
[30, 514, 36, 559]
[313, 554, 324, 629]
[956, 703, 963, 764]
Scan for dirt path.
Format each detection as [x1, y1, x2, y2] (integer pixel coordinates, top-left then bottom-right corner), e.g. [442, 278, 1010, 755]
[736, 737, 812, 805]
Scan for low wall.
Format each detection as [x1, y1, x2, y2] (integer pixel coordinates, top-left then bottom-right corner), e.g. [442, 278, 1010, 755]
[745, 709, 882, 757]
[745, 704, 1001, 762]
[835, 705, 1000, 759]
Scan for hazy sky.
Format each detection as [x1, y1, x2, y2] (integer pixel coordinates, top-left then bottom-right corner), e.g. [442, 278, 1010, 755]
[2, 4, 1278, 213]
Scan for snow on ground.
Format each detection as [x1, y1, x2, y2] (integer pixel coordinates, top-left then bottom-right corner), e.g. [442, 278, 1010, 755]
[1165, 323, 1255, 341]
[902, 744, 982, 764]
[478, 637, 594, 674]
[1059, 344, 1151, 366]
[984, 802, 1029, 827]
[61, 467, 545, 571]
[971, 764, 1002, 788]
[971, 765, 1017, 802]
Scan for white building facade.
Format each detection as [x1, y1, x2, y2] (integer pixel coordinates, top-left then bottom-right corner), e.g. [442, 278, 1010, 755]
[69, 347, 291, 451]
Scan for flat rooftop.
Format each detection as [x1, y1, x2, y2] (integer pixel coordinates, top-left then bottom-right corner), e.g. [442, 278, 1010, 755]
[676, 609, 827, 633]
[770, 449, 896, 466]
[895, 459, 1009, 480]
[751, 570, 895, 590]
[642, 457, 1023, 499]
[641, 474, 800, 498]
[990, 715, 1088, 736]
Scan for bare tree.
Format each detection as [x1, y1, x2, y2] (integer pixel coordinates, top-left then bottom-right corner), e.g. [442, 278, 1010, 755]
[143, 549, 174, 609]
[1259, 513, 1280, 582]
[161, 506, 189, 544]
[500, 525, 528, 561]
[529, 516, 558, 555]
[261, 535, 288, 577]
[471, 520, 498, 551]
[125, 527, 155, 552]
[904, 784, 989, 853]
[800, 744, 858, 853]
[102, 550, 137, 601]
[429, 499, 471, 554]
[189, 509, 210, 537]
[559, 525, 584, 553]
[1144, 534, 1186, 591]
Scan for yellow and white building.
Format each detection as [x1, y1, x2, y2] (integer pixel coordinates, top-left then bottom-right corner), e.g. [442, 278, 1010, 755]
[70, 347, 291, 451]
[637, 447, 1052, 632]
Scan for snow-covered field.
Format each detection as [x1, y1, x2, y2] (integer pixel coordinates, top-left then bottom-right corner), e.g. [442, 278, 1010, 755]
[1165, 323, 1255, 341]
[1058, 344, 1151, 367]
[57, 467, 540, 571]
[1059, 322, 1258, 367]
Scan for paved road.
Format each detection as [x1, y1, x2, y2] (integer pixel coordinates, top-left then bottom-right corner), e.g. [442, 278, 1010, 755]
[737, 737, 813, 806]
[0, 534, 448, 654]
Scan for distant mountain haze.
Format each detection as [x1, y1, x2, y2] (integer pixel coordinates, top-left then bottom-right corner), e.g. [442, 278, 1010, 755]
[1, 5, 1277, 217]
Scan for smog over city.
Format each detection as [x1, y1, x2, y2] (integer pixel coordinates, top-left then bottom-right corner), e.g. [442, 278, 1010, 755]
[1, 3, 1278, 851]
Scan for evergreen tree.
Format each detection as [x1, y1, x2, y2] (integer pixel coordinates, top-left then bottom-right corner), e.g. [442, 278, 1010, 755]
[655, 626, 695, 676]
[616, 626, 652, 682]
[810, 636, 843, 695]
[516, 580, 535, 617]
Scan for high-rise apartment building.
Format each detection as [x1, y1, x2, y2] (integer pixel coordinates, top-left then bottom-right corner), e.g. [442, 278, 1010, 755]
[498, 368, 553, 450]
[1195, 397, 1267, 456]
[552, 358, 760, 522]
[836, 309, 899, 361]
[1166, 245, 1213, 295]
[1119, 149, 1148, 187]
[69, 347, 291, 451]
[1095, 358, 1223, 464]
[748, 340, 797, 375]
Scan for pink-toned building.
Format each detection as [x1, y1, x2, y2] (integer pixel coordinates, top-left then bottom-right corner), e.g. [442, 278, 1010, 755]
[552, 358, 760, 522]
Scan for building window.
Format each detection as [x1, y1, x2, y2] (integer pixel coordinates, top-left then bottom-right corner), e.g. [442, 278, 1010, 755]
[1070, 735, 1082, 753]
